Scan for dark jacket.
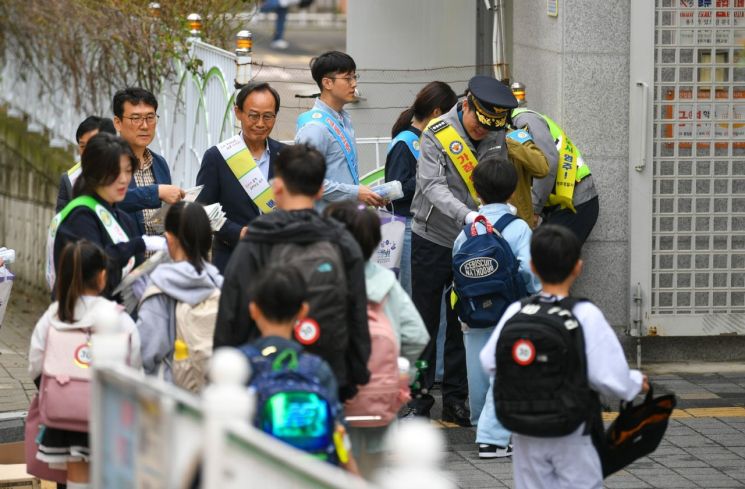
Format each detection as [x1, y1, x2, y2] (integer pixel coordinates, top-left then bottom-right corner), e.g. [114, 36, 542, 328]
[119, 151, 172, 236]
[384, 125, 420, 218]
[56, 171, 74, 213]
[53, 193, 145, 299]
[196, 138, 286, 273]
[214, 208, 371, 401]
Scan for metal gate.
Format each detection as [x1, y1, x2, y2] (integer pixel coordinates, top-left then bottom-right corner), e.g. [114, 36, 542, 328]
[630, 0, 745, 336]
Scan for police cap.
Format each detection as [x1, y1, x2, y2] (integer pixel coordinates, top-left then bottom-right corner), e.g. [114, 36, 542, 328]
[467, 75, 517, 130]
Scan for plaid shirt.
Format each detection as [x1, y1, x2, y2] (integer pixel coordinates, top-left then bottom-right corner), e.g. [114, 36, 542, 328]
[133, 148, 158, 236]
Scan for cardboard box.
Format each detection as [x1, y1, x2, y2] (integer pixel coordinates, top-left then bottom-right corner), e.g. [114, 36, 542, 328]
[0, 464, 39, 489]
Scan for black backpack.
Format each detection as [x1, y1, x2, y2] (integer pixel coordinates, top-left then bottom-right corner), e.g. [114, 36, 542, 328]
[494, 295, 595, 437]
[267, 240, 348, 362]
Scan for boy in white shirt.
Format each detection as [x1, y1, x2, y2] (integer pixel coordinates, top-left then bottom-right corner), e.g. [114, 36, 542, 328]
[479, 224, 649, 489]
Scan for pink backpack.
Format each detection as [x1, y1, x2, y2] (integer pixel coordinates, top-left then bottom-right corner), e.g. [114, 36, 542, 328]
[344, 299, 411, 428]
[38, 326, 92, 432]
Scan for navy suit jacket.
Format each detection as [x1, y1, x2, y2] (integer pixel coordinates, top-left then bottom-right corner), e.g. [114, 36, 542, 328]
[196, 137, 286, 272]
[119, 151, 172, 236]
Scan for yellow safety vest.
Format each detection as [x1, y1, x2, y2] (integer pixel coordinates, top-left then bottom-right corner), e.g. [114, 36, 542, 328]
[512, 108, 591, 212]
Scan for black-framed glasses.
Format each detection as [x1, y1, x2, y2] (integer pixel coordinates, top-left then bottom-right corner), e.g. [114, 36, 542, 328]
[326, 73, 360, 83]
[245, 112, 277, 123]
[122, 114, 159, 126]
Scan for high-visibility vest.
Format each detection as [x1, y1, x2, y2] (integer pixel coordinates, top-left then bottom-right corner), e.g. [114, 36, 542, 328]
[512, 108, 591, 211]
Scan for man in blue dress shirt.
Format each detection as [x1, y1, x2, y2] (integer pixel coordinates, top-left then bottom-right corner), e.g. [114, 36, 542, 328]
[295, 51, 384, 208]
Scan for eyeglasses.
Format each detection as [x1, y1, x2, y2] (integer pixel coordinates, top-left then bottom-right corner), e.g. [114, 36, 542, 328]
[122, 114, 159, 126]
[245, 112, 277, 123]
[326, 73, 360, 83]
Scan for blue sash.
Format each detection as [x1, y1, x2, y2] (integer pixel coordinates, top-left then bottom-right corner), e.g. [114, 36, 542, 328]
[297, 108, 359, 184]
[387, 130, 420, 159]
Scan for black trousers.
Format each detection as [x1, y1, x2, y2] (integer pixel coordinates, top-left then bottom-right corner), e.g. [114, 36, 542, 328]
[411, 232, 467, 405]
[544, 196, 599, 245]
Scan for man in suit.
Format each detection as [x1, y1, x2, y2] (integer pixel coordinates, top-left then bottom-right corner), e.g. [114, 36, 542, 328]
[114, 87, 184, 237]
[197, 82, 287, 272]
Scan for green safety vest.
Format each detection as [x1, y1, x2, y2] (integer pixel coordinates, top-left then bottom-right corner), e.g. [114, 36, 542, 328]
[512, 108, 591, 212]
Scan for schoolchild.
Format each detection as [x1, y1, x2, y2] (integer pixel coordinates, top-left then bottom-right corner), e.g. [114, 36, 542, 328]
[323, 201, 429, 478]
[295, 50, 384, 207]
[29, 241, 142, 489]
[240, 264, 359, 474]
[214, 143, 371, 402]
[480, 225, 649, 489]
[385, 81, 457, 295]
[451, 158, 541, 459]
[48, 133, 166, 298]
[136, 201, 223, 384]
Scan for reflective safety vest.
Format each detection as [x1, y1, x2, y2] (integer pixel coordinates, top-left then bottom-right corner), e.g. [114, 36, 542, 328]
[387, 129, 421, 160]
[512, 108, 591, 212]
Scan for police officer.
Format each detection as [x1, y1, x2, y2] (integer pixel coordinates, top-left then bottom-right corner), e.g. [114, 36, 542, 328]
[511, 82, 599, 243]
[408, 76, 547, 427]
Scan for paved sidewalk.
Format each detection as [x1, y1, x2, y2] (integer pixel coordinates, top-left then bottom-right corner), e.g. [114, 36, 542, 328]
[0, 288, 44, 414]
[3, 289, 745, 487]
[432, 366, 745, 488]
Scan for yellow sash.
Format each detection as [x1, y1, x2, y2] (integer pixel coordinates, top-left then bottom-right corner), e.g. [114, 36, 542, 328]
[547, 134, 578, 212]
[216, 135, 276, 214]
[428, 118, 480, 203]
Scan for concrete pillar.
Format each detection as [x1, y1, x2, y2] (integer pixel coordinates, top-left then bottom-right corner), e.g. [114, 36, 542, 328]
[511, 0, 631, 325]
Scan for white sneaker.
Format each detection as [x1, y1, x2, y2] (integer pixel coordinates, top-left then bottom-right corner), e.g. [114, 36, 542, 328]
[478, 443, 513, 459]
[270, 39, 289, 50]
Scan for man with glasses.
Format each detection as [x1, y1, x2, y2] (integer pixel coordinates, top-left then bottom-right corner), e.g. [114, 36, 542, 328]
[196, 82, 287, 272]
[114, 87, 184, 238]
[295, 50, 384, 207]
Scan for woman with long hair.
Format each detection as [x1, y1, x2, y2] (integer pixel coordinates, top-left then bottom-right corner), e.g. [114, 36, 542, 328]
[384, 81, 457, 294]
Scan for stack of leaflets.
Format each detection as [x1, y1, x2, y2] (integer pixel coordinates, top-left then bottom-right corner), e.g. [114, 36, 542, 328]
[151, 185, 226, 232]
[203, 203, 227, 232]
[113, 251, 170, 315]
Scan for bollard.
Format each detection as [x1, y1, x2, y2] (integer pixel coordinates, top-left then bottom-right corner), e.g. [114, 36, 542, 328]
[202, 348, 254, 489]
[234, 29, 253, 89]
[89, 301, 128, 369]
[374, 419, 456, 489]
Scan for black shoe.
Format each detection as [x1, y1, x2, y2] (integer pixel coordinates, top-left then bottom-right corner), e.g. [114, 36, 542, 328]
[400, 393, 435, 418]
[441, 401, 472, 427]
[478, 443, 513, 459]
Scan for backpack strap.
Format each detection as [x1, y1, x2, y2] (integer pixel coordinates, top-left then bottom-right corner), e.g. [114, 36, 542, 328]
[494, 213, 519, 235]
[139, 284, 164, 305]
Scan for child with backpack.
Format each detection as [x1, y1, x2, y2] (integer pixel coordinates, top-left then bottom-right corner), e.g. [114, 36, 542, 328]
[451, 157, 541, 459]
[28, 241, 142, 489]
[137, 201, 222, 391]
[214, 143, 371, 403]
[323, 201, 429, 478]
[480, 224, 649, 488]
[239, 264, 359, 473]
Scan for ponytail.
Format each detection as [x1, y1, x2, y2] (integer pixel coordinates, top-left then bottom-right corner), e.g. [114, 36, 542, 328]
[56, 241, 108, 323]
[391, 107, 416, 138]
[391, 81, 458, 139]
[164, 201, 212, 274]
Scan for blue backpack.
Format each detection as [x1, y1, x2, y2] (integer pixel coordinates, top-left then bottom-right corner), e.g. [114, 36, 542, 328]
[240, 344, 339, 464]
[452, 214, 528, 328]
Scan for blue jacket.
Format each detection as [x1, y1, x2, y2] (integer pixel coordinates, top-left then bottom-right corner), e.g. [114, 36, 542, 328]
[452, 203, 542, 295]
[196, 138, 286, 273]
[119, 151, 172, 236]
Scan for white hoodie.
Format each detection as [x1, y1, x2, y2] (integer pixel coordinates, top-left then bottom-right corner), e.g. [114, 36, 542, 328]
[28, 295, 142, 380]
